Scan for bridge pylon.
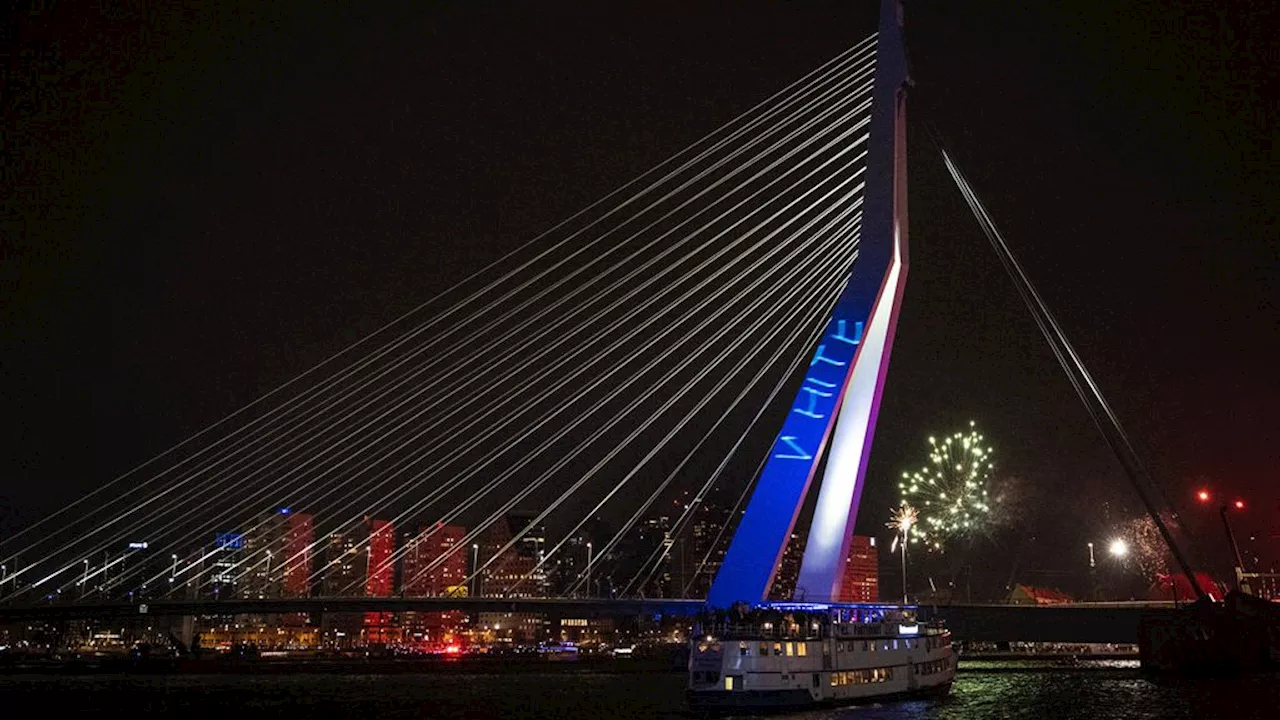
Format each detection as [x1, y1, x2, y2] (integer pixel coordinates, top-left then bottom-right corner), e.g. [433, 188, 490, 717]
[708, 0, 910, 607]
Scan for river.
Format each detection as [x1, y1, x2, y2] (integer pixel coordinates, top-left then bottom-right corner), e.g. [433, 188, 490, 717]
[2, 662, 1276, 718]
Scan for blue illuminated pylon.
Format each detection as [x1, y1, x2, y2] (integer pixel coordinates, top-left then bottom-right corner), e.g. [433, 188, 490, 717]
[707, 0, 910, 607]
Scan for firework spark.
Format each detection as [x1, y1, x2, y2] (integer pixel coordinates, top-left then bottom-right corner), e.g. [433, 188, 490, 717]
[898, 421, 994, 550]
[886, 504, 919, 537]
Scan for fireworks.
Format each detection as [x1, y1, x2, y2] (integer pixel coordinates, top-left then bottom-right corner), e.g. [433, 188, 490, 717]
[1120, 516, 1169, 580]
[886, 504, 919, 537]
[897, 421, 994, 550]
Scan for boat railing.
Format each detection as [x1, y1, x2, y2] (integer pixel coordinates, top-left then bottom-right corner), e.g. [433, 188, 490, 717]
[700, 622, 823, 641]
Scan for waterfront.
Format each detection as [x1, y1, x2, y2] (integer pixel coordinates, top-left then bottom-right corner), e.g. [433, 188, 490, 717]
[2, 663, 1277, 719]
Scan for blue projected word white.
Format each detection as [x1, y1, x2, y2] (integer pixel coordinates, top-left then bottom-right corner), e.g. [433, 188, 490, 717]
[776, 319, 862, 462]
[216, 532, 245, 549]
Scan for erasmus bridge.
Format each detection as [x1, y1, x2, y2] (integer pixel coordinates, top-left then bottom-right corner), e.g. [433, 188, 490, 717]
[0, 2, 1185, 647]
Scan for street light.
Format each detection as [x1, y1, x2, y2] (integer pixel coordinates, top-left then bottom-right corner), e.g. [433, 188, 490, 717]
[1108, 538, 1128, 559]
[586, 542, 593, 599]
[471, 544, 480, 597]
[1087, 542, 1099, 600]
[1197, 489, 1211, 503]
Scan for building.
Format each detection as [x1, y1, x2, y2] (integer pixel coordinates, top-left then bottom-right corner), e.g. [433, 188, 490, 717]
[838, 535, 879, 603]
[318, 517, 396, 646]
[321, 531, 361, 596]
[402, 523, 468, 597]
[240, 508, 315, 599]
[548, 533, 591, 598]
[401, 522, 469, 648]
[686, 497, 733, 598]
[770, 532, 804, 600]
[209, 532, 245, 598]
[478, 512, 547, 598]
[363, 518, 397, 644]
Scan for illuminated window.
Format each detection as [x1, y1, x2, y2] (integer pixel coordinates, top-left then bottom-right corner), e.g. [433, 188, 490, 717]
[773, 643, 783, 656]
[725, 676, 735, 691]
[797, 642, 808, 657]
[785, 642, 794, 657]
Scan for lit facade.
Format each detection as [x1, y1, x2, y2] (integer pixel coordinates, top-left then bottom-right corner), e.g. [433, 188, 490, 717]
[837, 535, 879, 603]
[479, 512, 547, 598]
[241, 509, 314, 599]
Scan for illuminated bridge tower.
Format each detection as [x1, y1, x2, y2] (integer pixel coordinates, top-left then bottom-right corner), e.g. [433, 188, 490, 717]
[707, 0, 910, 606]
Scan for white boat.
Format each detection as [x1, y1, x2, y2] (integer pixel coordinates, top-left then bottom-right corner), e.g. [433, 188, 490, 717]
[687, 603, 955, 712]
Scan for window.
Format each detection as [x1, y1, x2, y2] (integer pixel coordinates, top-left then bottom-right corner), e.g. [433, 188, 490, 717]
[773, 642, 783, 656]
[797, 642, 808, 657]
[892, 640, 898, 650]
[739, 642, 749, 657]
[812, 674, 820, 688]
[785, 642, 794, 657]
[759, 642, 768, 655]
[724, 676, 736, 691]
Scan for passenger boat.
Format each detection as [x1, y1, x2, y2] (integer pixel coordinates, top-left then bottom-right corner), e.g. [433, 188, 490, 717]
[687, 603, 954, 712]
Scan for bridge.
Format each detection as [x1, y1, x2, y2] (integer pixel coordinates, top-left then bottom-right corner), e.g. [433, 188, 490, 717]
[0, 1, 1209, 657]
[0, 596, 1183, 645]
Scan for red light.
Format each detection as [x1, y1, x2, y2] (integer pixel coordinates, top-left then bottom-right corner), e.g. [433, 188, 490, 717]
[1196, 490, 1211, 502]
[444, 644, 461, 655]
[1234, 500, 1245, 510]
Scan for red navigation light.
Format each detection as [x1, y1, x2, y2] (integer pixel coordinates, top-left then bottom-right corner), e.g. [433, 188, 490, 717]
[1196, 490, 1211, 503]
[1234, 500, 1245, 510]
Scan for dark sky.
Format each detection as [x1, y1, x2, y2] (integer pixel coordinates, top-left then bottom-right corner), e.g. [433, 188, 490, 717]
[4, 1, 1277, 595]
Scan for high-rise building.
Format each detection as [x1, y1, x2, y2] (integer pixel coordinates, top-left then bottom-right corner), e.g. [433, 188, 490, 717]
[210, 532, 245, 598]
[770, 532, 804, 600]
[321, 531, 360, 596]
[364, 518, 395, 597]
[282, 512, 315, 597]
[478, 512, 546, 598]
[241, 508, 315, 599]
[838, 535, 879, 603]
[400, 522, 469, 647]
[686, 496, 733, 598]
[362, 518, 397, 644]
[402, 522, 468, 596]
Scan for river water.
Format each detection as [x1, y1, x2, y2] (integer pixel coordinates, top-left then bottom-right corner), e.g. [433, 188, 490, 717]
[2, 663, 1277, 719]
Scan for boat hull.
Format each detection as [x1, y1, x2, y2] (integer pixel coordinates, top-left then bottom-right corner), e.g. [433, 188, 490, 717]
[687, 680, 952, 713]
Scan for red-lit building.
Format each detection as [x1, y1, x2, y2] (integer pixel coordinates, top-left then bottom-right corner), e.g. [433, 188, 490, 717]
[838, 535, 879, 603]
[242, 508, 314, 599]
[364, 518, 396, 597]
[282, 511, 314, 597]
[401, 523, 469, 648]
[403, 522, 468, 596]
[363, 518, 396, 643]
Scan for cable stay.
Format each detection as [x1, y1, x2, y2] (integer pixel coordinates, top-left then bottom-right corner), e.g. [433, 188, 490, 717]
[935, 141, 1208, 601]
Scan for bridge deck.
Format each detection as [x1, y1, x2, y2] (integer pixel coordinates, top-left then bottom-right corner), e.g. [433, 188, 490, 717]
[0, 598, 1181, 644]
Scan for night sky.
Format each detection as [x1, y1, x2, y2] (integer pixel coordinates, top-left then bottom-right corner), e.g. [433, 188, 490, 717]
[4, 1, 1277, 596]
